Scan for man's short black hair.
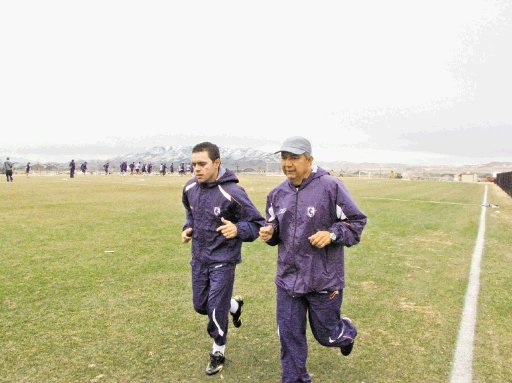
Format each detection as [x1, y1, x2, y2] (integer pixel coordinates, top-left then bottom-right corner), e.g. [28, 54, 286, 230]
[192, 142, 221, 162]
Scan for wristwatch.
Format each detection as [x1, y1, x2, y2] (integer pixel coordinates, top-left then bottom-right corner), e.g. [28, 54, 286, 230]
[329, 231, 337, 242]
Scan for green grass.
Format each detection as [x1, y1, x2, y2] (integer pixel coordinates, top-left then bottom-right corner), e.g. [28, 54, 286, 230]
[0, 175, 510, 382]
[473, 185, 512, 383]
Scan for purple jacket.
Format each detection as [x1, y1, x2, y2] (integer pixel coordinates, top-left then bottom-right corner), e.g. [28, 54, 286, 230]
[182, 167, 265, 266]
[264, 166, 367, 295]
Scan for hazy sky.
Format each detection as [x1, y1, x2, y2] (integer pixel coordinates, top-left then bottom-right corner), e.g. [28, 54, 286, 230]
[1, 1, 511, 164]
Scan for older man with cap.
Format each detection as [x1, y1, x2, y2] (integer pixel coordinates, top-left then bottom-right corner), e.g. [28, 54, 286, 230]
[259, 136, 367, 383]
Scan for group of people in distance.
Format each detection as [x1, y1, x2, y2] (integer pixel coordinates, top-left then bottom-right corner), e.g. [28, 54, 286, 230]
[181, 137, 367, 381]
[2, 157, 29, 181]
[2, 157, 30, 181]
[66, 160, 191, 178]
[4, 158, 194, 180]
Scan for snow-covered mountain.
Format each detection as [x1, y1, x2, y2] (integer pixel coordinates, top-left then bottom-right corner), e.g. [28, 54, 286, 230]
[110, 146, 280, 171]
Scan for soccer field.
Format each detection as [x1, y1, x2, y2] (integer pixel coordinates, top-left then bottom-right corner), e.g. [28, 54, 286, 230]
[1, 175, 511, 383]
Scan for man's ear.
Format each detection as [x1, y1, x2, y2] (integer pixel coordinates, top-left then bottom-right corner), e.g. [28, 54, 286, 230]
[214, 158, 221, 168]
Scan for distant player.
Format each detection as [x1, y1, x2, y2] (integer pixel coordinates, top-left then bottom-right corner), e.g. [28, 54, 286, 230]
[25, 162, 31, 176]
[4, 157, 14, 182]
[69, 159, 76, 178]
[120, 161, 127, 176]
[80, 162, 88, 175]
[181, 142, 265, 375]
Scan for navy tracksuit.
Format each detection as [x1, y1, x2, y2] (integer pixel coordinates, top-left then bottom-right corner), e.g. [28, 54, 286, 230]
[182, 167, 264, 345]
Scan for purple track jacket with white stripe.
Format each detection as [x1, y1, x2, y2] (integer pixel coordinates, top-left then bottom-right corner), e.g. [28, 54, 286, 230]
[264, 166, 367, 296]
[182, 167, 265, 266]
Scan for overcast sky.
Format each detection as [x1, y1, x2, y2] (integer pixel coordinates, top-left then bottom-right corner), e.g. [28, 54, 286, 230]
[1, 1, 511, 164]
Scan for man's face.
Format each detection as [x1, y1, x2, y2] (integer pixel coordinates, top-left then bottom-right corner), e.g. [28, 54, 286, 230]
[192, 151, 220, 183]
[281, 152, 313, 186]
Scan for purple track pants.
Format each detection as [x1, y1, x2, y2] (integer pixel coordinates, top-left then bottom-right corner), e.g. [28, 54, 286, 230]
[277, 286, 357, 383]
[191, 261, 236, 346]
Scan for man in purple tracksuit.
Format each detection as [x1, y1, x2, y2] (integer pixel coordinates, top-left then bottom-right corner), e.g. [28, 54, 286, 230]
[181, 142, 265, 375]
[259, 136, 367, 383]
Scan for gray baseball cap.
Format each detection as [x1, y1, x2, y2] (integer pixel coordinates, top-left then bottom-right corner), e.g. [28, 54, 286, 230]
[275, 136, 312, 155]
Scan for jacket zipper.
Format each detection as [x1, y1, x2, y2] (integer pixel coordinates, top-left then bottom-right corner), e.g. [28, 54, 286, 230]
[291, 187, 300, 296]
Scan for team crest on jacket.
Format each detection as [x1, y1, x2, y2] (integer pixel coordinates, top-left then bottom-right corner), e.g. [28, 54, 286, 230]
[213, 207, 221, 216]
[307, 206, 316, 217]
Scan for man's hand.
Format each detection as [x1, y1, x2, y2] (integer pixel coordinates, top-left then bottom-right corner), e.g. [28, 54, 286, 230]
[259, 225, 274, 242]
[216, 217, 238, 239]
[308, 230, 332, 249]
[181, 227, 193, 243]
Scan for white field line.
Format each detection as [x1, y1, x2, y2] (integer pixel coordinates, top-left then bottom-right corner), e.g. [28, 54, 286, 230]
[360, 196, 479, 206]
[450, 184, 488, 383]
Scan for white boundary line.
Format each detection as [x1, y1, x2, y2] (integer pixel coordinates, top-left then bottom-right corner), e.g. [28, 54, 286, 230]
[360, 196, 478, 206]
[450, 184, 488, 383]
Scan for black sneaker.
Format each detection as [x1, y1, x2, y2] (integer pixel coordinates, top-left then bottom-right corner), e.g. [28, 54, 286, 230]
[340, 341, 354, 356]
[205, 351, 225, 375]
[231, 296, 244, 328]
[339, 317, 356, 356]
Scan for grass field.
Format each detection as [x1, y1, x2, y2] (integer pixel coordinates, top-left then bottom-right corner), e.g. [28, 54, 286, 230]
[1, 174, 511, 383]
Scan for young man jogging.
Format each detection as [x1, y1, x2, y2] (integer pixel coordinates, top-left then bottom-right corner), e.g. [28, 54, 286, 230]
[259, 136, 367, 383]
[181, 142, 265, 375]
